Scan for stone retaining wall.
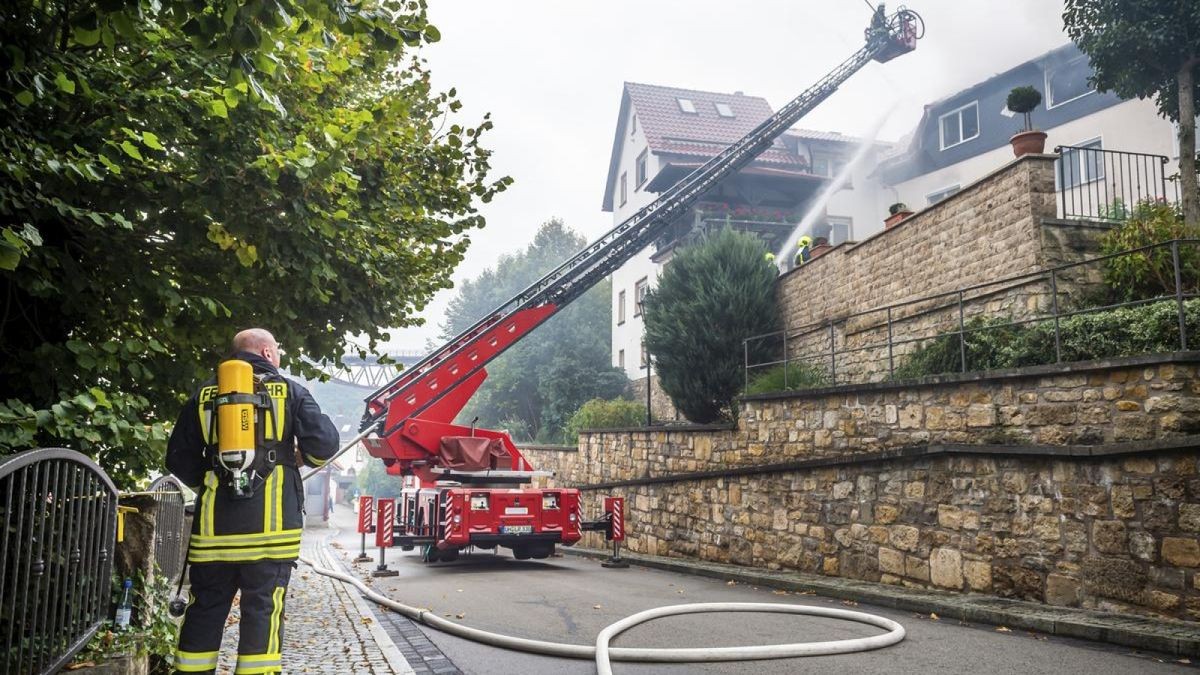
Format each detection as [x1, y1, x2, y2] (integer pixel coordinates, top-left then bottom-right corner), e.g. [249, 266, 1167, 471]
[771, 155, 1109, 384]
[521, 355, 1200, 621]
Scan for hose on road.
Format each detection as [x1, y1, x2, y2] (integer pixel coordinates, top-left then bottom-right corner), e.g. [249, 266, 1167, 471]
[299, 553, 906, 674]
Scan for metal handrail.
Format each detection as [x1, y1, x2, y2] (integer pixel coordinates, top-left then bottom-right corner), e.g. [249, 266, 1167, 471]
[745, 238, 1200, 389]
[147, 475, 188, 585]
[1, 448, 119, 675]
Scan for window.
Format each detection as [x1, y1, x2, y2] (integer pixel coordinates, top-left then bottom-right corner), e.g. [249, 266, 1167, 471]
[677, 98, 697, 114]
[640, 343, 648, 369]
[633, 278, 648, 315]
[1057, 138, 1104, 189]
[715, 102, 735, 118]
[618, 349, 625, 370]
[827, 216, 852, 245]
[619, 172, 627, 206]
[926, 184, 961, 205]
[938, 101, 979, 150]
[811, 151, 846, 179]
[617, 290, 626, 325]
[636, 150, 648, 188]
[1046, 56, 1094, 108]
[630, 114, 637, 136]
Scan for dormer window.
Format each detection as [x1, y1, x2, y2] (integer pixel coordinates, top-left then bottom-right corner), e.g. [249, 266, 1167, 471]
[715, 102, 735, 118]
[938, 101, 979, 150]
[677, 98, 697, 114]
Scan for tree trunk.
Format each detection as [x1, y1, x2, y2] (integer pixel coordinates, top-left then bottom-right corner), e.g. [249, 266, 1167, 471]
[1179, 59, 1199, 229]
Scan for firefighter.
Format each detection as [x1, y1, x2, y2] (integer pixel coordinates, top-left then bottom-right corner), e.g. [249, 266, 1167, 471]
[166, 328, 338, 674]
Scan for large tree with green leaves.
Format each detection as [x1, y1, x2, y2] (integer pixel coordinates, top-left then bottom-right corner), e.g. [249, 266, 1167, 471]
[1063, 0, 1200, 226]
[0, 0, 509, 485]
[643, 229, 780, 423]
[441, 219, 627, 442]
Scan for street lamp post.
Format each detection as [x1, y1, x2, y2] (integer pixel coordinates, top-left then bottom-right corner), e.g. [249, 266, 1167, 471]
[640, 300, 651, 426]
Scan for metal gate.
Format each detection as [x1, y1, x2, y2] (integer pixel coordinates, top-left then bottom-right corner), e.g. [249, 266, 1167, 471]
[0, 448, 119, 675]
[147, 475, 187, 584]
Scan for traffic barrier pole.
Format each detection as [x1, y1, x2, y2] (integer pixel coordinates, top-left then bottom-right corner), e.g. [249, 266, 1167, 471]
[355, 495, 374, 563]
[601, 496, 628, 569]
[372, 498, 398, 577]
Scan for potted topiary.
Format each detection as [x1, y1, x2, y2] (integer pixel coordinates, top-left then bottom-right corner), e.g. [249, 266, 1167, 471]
[884, 202, 912, 228]
[1007, 85, 1046, 157]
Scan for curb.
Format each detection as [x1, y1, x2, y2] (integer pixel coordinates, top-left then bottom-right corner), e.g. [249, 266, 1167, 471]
[318, 529, 416, 675]
[562, 546, 1200, 657]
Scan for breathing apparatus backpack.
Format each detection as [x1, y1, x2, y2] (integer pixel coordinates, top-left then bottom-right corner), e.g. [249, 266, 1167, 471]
[200, 359, 284, 499]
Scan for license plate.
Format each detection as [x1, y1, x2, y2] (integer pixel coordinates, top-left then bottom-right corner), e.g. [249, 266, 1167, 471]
[502, 525, 533, 534]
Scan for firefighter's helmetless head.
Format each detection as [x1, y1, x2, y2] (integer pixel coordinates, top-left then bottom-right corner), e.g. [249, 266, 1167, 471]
[232, 328, 282, 368]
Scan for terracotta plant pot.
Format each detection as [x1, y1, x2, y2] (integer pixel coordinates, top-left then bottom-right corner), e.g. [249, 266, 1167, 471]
[1010, 130, 1048, 157]
[884, 210, 913, 228]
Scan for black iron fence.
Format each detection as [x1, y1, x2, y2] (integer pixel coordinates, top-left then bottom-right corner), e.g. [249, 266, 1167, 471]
[745, 239, 1200, 391]
[1, 448, 119, 675]
[147, 475, 188, 585]
[1055, 144, 1193, 221]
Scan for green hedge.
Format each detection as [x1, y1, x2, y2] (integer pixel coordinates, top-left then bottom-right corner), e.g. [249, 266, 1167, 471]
[563, 398, 646, 442]
[895, 298, 1200, 379]
[744, 362, 831, 396]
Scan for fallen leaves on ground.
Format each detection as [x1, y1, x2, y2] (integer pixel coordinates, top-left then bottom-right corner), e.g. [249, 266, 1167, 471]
[360, 617, 373, 625]
[996, 626, 1011, 632]
[593, 605, 603, 610]
[841, 600, 858, 607]
[929, 613, 939, 621]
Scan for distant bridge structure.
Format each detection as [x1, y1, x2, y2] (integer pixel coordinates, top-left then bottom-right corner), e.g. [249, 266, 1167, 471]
[306, 351, 426, 389]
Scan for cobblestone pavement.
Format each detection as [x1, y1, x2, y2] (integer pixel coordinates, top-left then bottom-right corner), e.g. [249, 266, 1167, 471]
[212, 522, 412, 674]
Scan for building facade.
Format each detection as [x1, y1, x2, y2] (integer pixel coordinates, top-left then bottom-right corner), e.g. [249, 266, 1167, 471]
[602, 82, 879, 378]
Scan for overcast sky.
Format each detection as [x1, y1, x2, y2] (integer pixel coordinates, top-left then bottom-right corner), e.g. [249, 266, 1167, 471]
[371, 0, 1070, 352]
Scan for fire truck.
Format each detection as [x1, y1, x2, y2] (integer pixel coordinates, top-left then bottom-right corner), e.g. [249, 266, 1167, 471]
[356, 5, 922, 563]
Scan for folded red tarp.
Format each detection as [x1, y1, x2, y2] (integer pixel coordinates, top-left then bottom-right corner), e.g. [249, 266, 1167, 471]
[438, 436, 507, 471]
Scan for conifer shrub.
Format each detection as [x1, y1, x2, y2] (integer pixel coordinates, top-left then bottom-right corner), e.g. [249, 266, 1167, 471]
[563, 398, 645, 443]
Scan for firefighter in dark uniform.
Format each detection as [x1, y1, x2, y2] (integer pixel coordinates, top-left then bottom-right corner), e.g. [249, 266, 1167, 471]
[166, 328, 338, 674]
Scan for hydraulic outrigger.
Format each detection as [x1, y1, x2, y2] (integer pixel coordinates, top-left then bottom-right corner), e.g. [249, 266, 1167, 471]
[353, 5, 923, 563]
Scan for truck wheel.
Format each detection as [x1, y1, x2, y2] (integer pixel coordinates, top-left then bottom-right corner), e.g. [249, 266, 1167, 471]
[421, 544, 438, 563]
[531, 544, 553, 560]
[439, 548, 459, 562]
[512, 546, 532, 560]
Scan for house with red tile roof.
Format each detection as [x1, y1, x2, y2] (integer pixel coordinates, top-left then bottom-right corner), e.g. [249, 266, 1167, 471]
[602, 81, 889, 378]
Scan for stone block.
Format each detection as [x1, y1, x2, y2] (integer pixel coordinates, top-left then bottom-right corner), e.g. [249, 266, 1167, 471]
[1129, 531, 1155, 562]
[906, 555, 931, 582]
[1162, 537, 1200, 567]
[994, 563, 1044, 601]
[1045, 574, 1081, 607]
[878, 547, 905, 575]
[938, 504, 962, 530]
[963, 560, 991, 591]
[899, 405, 923, 430]
[1111, 485, 1135, 518]
[966, 404, 996, 427]
[1180, 503, 1200, 532]
[930, 547, 963, 589]
[1091, 520, 1127, 554]
[832, 481, 854, 500]
[889, 525, 920, 552]
[1082, 556, 1146, 602]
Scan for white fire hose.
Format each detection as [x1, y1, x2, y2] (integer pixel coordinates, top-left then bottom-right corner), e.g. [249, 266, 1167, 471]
[299, 556, 906, 674]
[301, 435, 906, 673]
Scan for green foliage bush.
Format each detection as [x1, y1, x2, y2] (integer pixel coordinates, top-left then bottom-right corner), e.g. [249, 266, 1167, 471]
[1100, 201, 1200, 301]
[895, 299, 1200, 379]
[643, 229, 781, 423]
[744, 362, 831, 396]
[563, 398, 646, 443]
[357, 456, 404, 500]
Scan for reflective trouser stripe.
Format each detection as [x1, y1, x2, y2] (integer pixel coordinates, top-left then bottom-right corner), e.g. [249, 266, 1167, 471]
[187, 545, 300, 564]
[268, 586, 284, 655]
[175, 650, 219, 672]
[234, 653, 282, 674]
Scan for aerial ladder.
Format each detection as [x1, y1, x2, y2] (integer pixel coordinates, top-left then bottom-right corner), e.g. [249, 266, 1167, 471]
[354, 5, 923, 562]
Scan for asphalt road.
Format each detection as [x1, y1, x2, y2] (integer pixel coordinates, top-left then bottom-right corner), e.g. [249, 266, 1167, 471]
[324, 511, 1190, 674]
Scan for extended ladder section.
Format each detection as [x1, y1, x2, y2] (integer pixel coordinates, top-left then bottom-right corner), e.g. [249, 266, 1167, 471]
[361, 7, 921, 443]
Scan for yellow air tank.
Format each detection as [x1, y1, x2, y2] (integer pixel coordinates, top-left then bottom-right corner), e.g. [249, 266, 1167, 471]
[216, 359, 256, 494]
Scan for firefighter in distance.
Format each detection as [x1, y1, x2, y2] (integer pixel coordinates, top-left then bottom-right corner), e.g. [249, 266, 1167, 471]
[166, 328, 338, 674]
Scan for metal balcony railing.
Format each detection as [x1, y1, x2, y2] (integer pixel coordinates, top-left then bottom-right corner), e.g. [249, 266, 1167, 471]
[745, 239, 1200, 392]
[1, 448, 119, 675]
[1054, 145, 1193, 221]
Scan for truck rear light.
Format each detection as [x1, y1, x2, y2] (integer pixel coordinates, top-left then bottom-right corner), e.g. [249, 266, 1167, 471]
[543, 493, 559, 510]
[568, 512, 577, 522]
[453, 514, 462, 524]
[470, 494, 489, 510]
